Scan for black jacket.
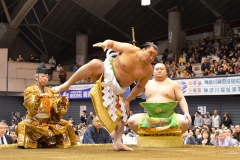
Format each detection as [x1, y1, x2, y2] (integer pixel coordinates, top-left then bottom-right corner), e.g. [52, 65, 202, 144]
[80, 115, 88, 124]
[1, 135, 13, 145]
[222, 117, 232, 128]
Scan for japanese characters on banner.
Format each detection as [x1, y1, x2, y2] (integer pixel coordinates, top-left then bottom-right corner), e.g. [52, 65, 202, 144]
[61, 84, 146, 100]
[60, 76, 240, 99]
[175, 76, 240, 96]
[60, 84, 93, 100]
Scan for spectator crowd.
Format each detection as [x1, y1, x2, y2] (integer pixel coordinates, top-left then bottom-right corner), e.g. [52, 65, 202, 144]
[154, 32, 240, 78]
[1, 109, 240, 147]
[184, 110, 240, 146]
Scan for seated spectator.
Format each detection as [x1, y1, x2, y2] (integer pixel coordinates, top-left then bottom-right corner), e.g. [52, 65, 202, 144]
[196, 129, 213, 146]
[162, 51, 168, 63]
[167, 50, 174, 63]
[221, 60, 228, 71]
[195, 53, 202, 63]
[221, 124, 227, 130]
[169, 70, 178, 79]
[232, 125, 240, 142]
[236, 49, 240, 59]
[201, 59, 210, 74]
[8, 57, 13, 62]
[73, 63, 79, 72]
[182, 50, 187, 59]
[0, 122, 13, 145]
[12, 112, 18, 125]
[229, 50, 235, 60]
[9, 129, 18, 144]
[213, 61, 219, 74]
[178, 54, 186, 64]
[213, 39, 219, 49]
[202, 68, 209, 76]
[202, 124, 211, 132]
[183, 129, 196, 145]
[211, 127, 216, 138]
[17, 54, 24, 62]
[209, 70, 216, 76]
[75, 131, 81, 144]
[220, 55, 229, 64]
[82, 116, 112, 144]
[225, 129, 239, 145]
[29, 55, 35, 62]
[189, 53, 196, 63]
[194, 127, 202, 139]
[211, 129, 238, 146]
[227, 65, 235, 74]
[156, 53, 163, 62]
[180, 69, 189, 77]
[185, 62, 193, 74]
[189, 72, 196, 77]
[173, 54, 179, 64]
[79, 125, 87, 143]
[56, 64, 63, 71]
[234, 63, 240, 74]
[84, 77, 91, 83]
[59, 68, 67, 84]
[216, 66, 226, 75]
[179, 62, 185, 72]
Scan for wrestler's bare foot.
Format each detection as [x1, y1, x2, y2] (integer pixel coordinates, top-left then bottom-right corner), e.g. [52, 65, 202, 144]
[51, 83, 69, 93]
[113, 142, 133, 151]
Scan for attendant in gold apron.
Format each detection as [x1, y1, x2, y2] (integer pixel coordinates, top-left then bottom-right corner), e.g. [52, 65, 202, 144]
[16, 63, 76, 148]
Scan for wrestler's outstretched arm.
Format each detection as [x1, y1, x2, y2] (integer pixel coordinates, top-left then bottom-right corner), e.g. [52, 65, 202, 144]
[174, 81, 192, 124]
[93, 40, 136, 53]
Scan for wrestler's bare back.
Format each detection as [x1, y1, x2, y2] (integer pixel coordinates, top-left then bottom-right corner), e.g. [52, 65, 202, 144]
[145, 78, 178, 103]
[113, 50, 153, 87]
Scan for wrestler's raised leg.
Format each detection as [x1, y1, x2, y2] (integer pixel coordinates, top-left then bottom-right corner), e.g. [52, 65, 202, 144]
[113, 119, 133, 151]
[176, 114, 190, 133]
[51, 59, 104, 93]
[127, 113, 146, 133]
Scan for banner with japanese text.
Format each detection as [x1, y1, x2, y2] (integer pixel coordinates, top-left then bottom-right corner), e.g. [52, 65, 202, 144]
[60, 76, 240, 99]
[60, 84, 93, 99]
[174, 76, 240, 96]
[60, 84, 146, 100]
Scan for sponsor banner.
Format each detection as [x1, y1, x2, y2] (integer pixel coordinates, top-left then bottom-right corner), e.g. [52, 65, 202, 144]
[61, 84, 146, 100]
[60, 84, 93, 100]
[175, 77, 240, 96]
[60, 76, 240, 99]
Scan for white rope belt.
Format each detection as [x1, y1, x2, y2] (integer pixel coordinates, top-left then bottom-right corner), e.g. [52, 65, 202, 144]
[101, 50, 128, 122]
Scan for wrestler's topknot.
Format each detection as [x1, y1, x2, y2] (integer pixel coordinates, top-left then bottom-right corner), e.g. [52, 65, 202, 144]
[140, 42, 158, 51]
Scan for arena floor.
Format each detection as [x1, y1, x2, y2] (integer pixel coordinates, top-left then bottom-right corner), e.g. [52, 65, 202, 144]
[1, 145, 240, 160]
